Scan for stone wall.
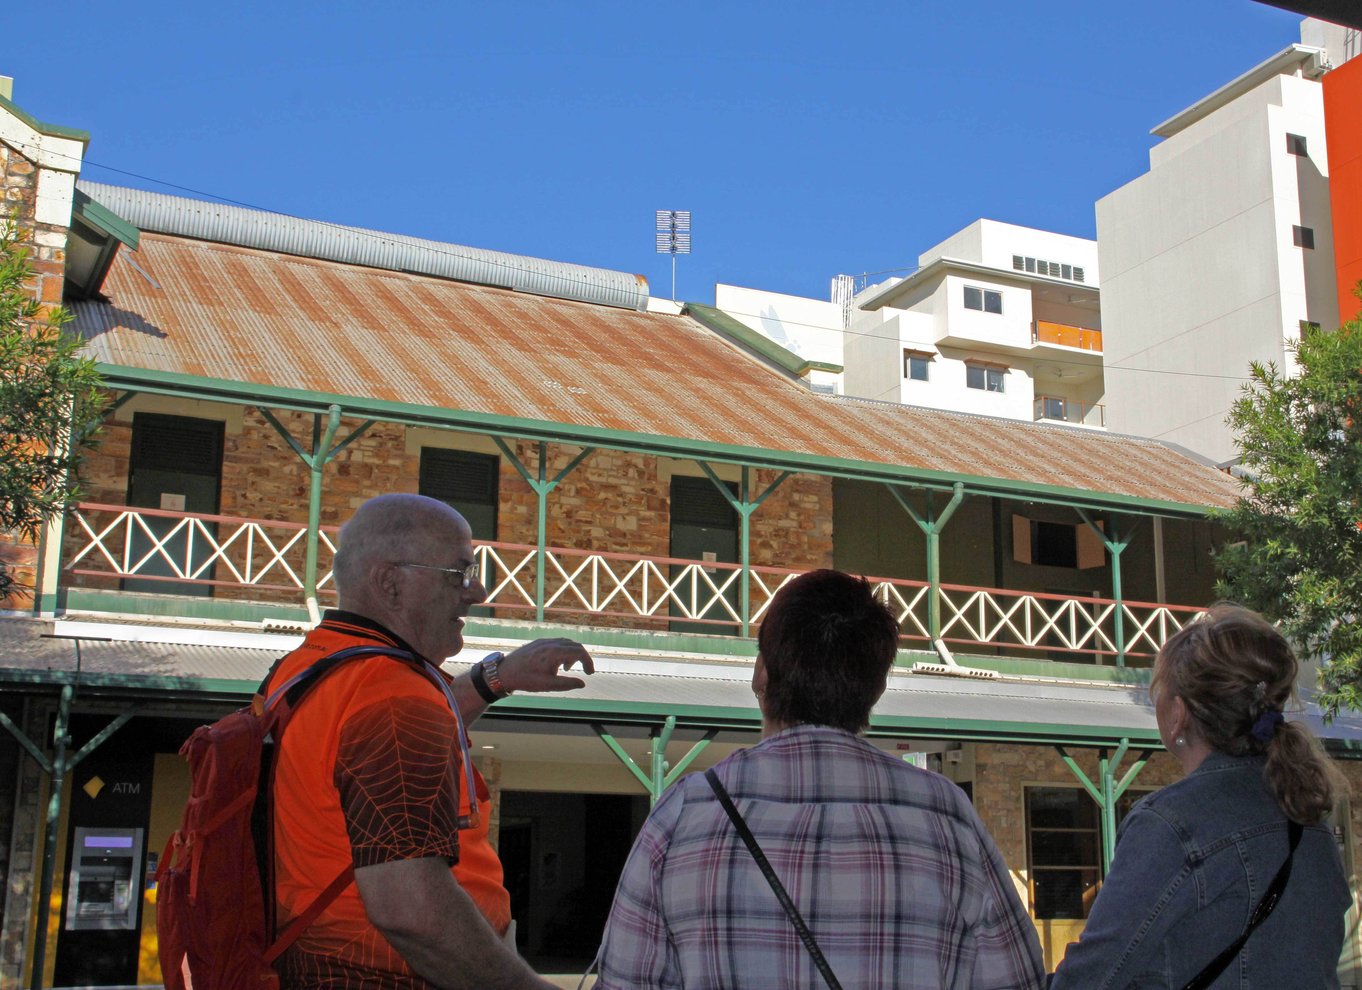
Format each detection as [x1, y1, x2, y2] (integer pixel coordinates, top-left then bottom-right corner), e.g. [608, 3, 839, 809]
[67, 414, 835, 622]
[0, 137, 68, 609]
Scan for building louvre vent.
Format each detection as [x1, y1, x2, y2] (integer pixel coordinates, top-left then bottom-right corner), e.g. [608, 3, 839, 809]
[1012, 255, 1087, 284]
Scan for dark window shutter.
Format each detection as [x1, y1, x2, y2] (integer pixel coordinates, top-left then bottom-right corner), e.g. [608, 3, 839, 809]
[671, 476, 738, 528]
[130, 414, 224, 477]
[420, 448, 499, 505]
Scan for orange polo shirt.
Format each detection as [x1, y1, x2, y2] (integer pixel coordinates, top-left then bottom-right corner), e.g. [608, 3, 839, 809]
[265, 611, 511, 988]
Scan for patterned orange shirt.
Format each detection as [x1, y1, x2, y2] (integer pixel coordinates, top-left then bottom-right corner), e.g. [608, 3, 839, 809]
[266, 611, 510, 988]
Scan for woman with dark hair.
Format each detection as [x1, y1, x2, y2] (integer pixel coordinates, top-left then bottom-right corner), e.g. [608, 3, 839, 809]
[596, 569, 1045, 989]
[1050, 604, 1350, 989]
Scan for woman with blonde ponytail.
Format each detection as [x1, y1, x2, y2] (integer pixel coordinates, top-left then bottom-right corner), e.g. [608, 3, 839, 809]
[1051, 605, 1350, 989]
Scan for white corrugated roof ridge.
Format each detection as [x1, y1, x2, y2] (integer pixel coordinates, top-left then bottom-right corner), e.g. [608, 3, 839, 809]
[77, 181, 650, 311]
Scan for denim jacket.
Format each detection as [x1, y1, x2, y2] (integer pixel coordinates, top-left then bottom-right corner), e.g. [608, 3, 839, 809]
[1050, 753, 1349, 990]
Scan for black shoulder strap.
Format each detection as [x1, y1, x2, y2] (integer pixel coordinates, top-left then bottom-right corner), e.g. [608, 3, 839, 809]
[1180, 820, 1303, 990]
[704, 769, 843, 990]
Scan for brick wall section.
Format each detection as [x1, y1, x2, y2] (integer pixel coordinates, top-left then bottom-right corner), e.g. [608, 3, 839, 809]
[0, 139, 69, 609]
[68, 425, 834, 619]
[972, 742, 1183, 894]
[0, 700, 50, 987]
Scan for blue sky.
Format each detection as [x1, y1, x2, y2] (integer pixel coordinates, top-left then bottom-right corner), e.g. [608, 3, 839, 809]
[6, 1, 1305, 303]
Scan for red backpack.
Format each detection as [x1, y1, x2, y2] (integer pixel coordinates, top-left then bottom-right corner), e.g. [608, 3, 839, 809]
[155, 645, 416, 990]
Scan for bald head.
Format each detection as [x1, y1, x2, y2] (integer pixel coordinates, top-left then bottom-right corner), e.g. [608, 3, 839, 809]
[333, 494, 468, 605]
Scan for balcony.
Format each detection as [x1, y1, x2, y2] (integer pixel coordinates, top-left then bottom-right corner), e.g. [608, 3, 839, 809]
[62, 503, 1203, 664]
[1033, 320, 1102, 353]
[1034, 396, 1106, 428]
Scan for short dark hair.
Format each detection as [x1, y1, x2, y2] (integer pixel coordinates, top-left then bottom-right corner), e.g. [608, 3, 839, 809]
[757, 569, 901, 733]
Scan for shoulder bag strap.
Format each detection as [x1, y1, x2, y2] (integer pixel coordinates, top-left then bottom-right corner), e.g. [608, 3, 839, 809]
[1180, 820, 1304, 990]
[704, 769, 843, 990]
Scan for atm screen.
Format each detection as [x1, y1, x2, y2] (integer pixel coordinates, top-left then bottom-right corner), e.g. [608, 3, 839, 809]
[84, 835, 134, 849]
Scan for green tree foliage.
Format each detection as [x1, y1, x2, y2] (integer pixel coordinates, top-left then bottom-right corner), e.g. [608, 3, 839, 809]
[0, 215, 106, 598]
[1217, 309, 1362, 718]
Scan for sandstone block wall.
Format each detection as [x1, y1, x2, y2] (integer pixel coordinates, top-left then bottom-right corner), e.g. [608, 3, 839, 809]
[67, 413, 834, 621]
[0, 138, 68, 609]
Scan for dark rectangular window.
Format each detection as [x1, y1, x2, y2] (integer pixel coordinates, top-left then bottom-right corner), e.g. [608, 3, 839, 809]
[964, 286, 1003, 313]
[419, 448, 500, 540]
[1287, 133, 1308, 157]
[1031, 521, 1078, 568]
[903, 351, 931, 382]
[1293, 225, 1315, 249]
[966, 364, 1005, 392]
[1027, 786, 1149, 920]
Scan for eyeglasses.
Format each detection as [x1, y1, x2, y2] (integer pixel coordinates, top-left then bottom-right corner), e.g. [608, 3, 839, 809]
[395, 561, 481, 589]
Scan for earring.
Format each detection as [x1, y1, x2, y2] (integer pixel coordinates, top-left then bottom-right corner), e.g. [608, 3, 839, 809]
[1175, 736, 1186, 747]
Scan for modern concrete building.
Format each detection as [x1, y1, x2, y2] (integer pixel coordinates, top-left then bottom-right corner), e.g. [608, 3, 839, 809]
[1097, 19, 1359, 464]
[716, 220, 1106, 430]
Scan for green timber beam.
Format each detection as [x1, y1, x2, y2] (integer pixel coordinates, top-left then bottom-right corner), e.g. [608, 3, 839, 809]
[493, 439, 595, 621]
[93, 366, 1223, 520]
[697, 463, 791, 636]
[591, 717, 718, 805]
[257, 404, 375, 622]
[1056, 740, 1153, 873]
[888, 482, 965, 639]
[0, 683, 140, 989]
[1077, 511, 1136, 666]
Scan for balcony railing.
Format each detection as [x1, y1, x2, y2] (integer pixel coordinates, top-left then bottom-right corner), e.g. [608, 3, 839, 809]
[1034, 320, 1102, 352]
[63, 503, 1203, 662]
[1034, 396, 1106, 428]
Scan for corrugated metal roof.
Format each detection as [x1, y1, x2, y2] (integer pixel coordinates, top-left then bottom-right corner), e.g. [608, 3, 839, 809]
[77, 182, 649, 311]
[70, 232, 1241, 511]
[3, 619, 1358, 746]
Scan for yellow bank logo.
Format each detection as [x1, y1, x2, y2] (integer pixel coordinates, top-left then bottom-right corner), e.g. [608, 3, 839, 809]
[82, 776, 105, 799]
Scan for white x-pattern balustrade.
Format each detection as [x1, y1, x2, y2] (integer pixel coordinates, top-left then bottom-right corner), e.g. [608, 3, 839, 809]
[65, 504, 1201, 658]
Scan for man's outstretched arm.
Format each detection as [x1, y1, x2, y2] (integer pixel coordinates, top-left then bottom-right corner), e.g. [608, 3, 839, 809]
[449, 637, 594, 725]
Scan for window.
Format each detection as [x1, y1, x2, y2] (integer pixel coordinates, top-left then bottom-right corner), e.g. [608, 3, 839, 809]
[1026, 787, 1148, 920]
[1287, 133, 1308, 157]
[966, 363, 1006, 392]
[963, 286, 1003, 314]
[903, 350, 932, 382]
[1012, 515, 1106, 569]
[1300, 320, 1322, 337]
[419, 448, 500, 540]
[1293, 225, 1315, 249]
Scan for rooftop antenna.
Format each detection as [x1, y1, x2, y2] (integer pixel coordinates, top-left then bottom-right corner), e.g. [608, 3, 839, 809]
[655, 210, 691, 302]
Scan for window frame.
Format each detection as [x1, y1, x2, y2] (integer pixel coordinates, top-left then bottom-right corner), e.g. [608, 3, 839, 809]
[965, 362, 1007, 393]
[963, 285, 1003, 315]
[903, 349, 932, 382]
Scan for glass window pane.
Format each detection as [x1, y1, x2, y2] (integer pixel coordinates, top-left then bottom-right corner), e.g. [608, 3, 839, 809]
[1033, 869, 1100, 919]
[987, 367, 1005, 392]
[964, 286, 983, 311]
[1044, 397, 1066, 420]
[984, 290, 1003, 314]
[966, 365, 985, 389]
[1032, 830, 1099, 867]
[1028, 787, 1098, 829]
[909, 356, 929, 381]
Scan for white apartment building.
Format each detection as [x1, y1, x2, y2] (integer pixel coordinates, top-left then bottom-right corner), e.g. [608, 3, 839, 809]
[1096, 19, 1358, 465]
[845, 220, 1104, 425]
[716, 220, 1105, 427]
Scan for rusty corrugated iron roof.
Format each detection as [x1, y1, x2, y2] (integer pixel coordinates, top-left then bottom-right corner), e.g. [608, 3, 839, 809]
[71, 233, 1240, 511]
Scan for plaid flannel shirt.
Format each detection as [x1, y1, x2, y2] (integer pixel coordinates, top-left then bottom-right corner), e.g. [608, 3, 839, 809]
[596, 725, 1045, 990]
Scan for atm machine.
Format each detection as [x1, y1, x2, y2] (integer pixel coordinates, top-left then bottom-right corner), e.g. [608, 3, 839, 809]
[64, 826, 145, 932]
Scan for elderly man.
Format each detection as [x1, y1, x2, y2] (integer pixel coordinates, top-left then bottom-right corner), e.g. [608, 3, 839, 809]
[264, 493, 591, 990]
[596, 568, 1045, 989]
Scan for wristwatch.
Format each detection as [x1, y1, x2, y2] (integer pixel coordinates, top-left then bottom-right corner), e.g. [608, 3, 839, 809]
[471, 651, 509, 703]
